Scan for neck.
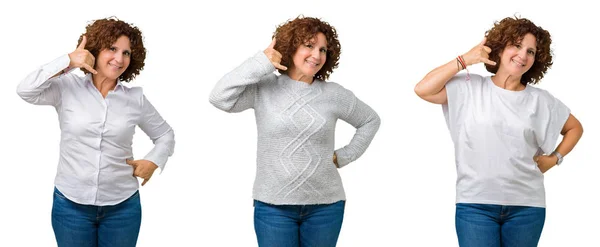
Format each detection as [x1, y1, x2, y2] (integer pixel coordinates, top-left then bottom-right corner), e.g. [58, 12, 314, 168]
[492, 71, 525, 91]
[287, 67, 314, 84]
[92, 74, 118, 92]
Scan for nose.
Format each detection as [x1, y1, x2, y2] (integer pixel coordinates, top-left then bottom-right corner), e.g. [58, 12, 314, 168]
[518, 47, 528, 58]
[311, 49, 322, 59]
[114, 53, 123, 63]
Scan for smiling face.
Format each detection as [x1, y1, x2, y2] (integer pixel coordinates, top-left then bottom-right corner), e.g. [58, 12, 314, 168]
[497, 33, 537, 77]
[288, 32, 328, 83]
[95, 35, 131, 81]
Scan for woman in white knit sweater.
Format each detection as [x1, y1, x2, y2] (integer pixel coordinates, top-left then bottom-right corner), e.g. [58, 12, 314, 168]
[210, 16, 380, 246]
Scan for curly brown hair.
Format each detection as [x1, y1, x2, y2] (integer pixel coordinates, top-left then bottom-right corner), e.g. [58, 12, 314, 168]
[484, 16, 553, 85]
[77, 17, 146, 82]
[273, 16, 341, 81]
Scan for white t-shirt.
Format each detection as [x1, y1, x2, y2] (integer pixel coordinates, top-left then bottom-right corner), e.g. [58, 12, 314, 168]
[443, 74, 570, 207]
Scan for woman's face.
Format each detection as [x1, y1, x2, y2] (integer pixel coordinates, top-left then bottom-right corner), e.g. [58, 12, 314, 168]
[289, 32, 327, 82]
[498, 33, 537, 77]
[95, 35, 131, 80]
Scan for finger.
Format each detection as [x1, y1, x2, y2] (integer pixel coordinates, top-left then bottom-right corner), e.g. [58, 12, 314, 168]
[78, 36, 87, 50]
[479, 37, 487, 46]
[126, 159, 138, 168]
[83, 64, 98, 74]
[274, 63, 287, 71]
[482, 58, 497, 66]
[533, 156, 540, 162]
[268, 38, 277, 49]
[483, 46, 492, 54]
[142, 178, 149, 186]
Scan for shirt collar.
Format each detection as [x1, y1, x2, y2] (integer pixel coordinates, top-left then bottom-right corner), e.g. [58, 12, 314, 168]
[84, 73, 126, 92]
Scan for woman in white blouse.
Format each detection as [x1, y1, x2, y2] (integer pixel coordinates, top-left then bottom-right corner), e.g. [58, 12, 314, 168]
[414, 16, 583, 246]
[17, 17, 174, 247]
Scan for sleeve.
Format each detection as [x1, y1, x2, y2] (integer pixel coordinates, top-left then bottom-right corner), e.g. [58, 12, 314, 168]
[334, 89, 381, 168]
[209, 51, 276, 112]
[441, 73, 475, 142]
[138, 93, 175, 172]
[537, 92, 571, 154]
[16, 54, 71, 107]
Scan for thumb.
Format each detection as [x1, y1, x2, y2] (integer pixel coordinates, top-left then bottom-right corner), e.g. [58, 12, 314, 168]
[78, 35, 87, 50]
[142, 178, 149, 186]
[268, 38, 276, 49]
[479, 37, 487, 46]
[126, 159, 137, 167]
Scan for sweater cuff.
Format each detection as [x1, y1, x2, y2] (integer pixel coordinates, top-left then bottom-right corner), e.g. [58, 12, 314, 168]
[252, 51, 277, 76]
[334, 149, 352, 168]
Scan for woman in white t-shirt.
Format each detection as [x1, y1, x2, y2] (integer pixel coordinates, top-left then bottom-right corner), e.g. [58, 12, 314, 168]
[414, 16, 583, 247]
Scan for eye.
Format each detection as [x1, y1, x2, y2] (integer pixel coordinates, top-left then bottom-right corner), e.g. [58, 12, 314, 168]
[515, 44, 521, 49]
[109, 47, 117, 51]
[123, 51, 131, 56]
[527, 50, 535, 55]
[305, 43, 313, 48]
[320, 48, 327, 53]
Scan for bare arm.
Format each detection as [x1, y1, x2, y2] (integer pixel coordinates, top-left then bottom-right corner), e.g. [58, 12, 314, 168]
[555, 114, 583, 158]
[535, 114, 583, 173]
[414, 38, 496, 104]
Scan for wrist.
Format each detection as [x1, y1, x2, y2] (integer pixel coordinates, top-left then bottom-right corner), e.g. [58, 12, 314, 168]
[457, 55, 467, 70]
[551, 151, 564, 165]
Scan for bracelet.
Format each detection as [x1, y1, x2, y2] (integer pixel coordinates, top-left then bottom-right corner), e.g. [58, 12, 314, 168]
[457, 55, 470, 81]
[456, 58, 464, 71]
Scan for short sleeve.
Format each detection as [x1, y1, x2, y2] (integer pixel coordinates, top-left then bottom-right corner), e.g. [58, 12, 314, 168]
[536, 92, 570, 154]
[442, 74, 478, 142]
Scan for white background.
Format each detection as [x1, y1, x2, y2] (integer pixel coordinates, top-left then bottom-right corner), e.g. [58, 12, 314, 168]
[1, 0, 597, 246]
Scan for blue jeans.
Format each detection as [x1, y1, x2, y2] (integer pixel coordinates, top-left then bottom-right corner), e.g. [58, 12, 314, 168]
[254, 200, 345, 247]
[455, 203, 546, 247]
[51, 187, 142, 247]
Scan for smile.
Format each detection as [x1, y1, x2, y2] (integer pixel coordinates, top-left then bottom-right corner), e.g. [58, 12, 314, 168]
[511, 59, 525, 67]
[109, 63, 123, 69]
[305, 60, 320, 67]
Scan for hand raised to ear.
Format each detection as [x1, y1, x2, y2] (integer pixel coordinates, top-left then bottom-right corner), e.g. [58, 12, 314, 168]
[264, 38, 287, 71]
[461, 37, 497, 67]
[68, 35, 98, 74]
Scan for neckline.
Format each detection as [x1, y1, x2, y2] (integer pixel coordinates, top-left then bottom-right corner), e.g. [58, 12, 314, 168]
[280, 74, 320, 90]
[487, 76, 530, 96]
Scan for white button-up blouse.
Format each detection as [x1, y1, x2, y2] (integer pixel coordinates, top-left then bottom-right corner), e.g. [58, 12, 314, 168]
[17, 55, 175, 206]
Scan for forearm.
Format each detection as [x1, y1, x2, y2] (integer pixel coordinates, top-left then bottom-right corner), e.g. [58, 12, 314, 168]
[209, 52, 275, 112]
[143, 129, 175, 171]
[555, 125, 583, 157]
[414, 58, 461, 97]
[335, 99, 381, 168]
[17, 55, 69, 105]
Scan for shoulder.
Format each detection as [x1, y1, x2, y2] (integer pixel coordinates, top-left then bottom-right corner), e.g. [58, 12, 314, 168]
[120, 85, 146, 105]
[123, 85, 143, 95]
[449, 73, 485, 86]
[446, 73, 486, 93]
[322, 80, 355, 98]
[264, 73, 278, 84]
[59, 73, 90, 89]
[527, 85, 561, 104]
[257, 73, 280, 91]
